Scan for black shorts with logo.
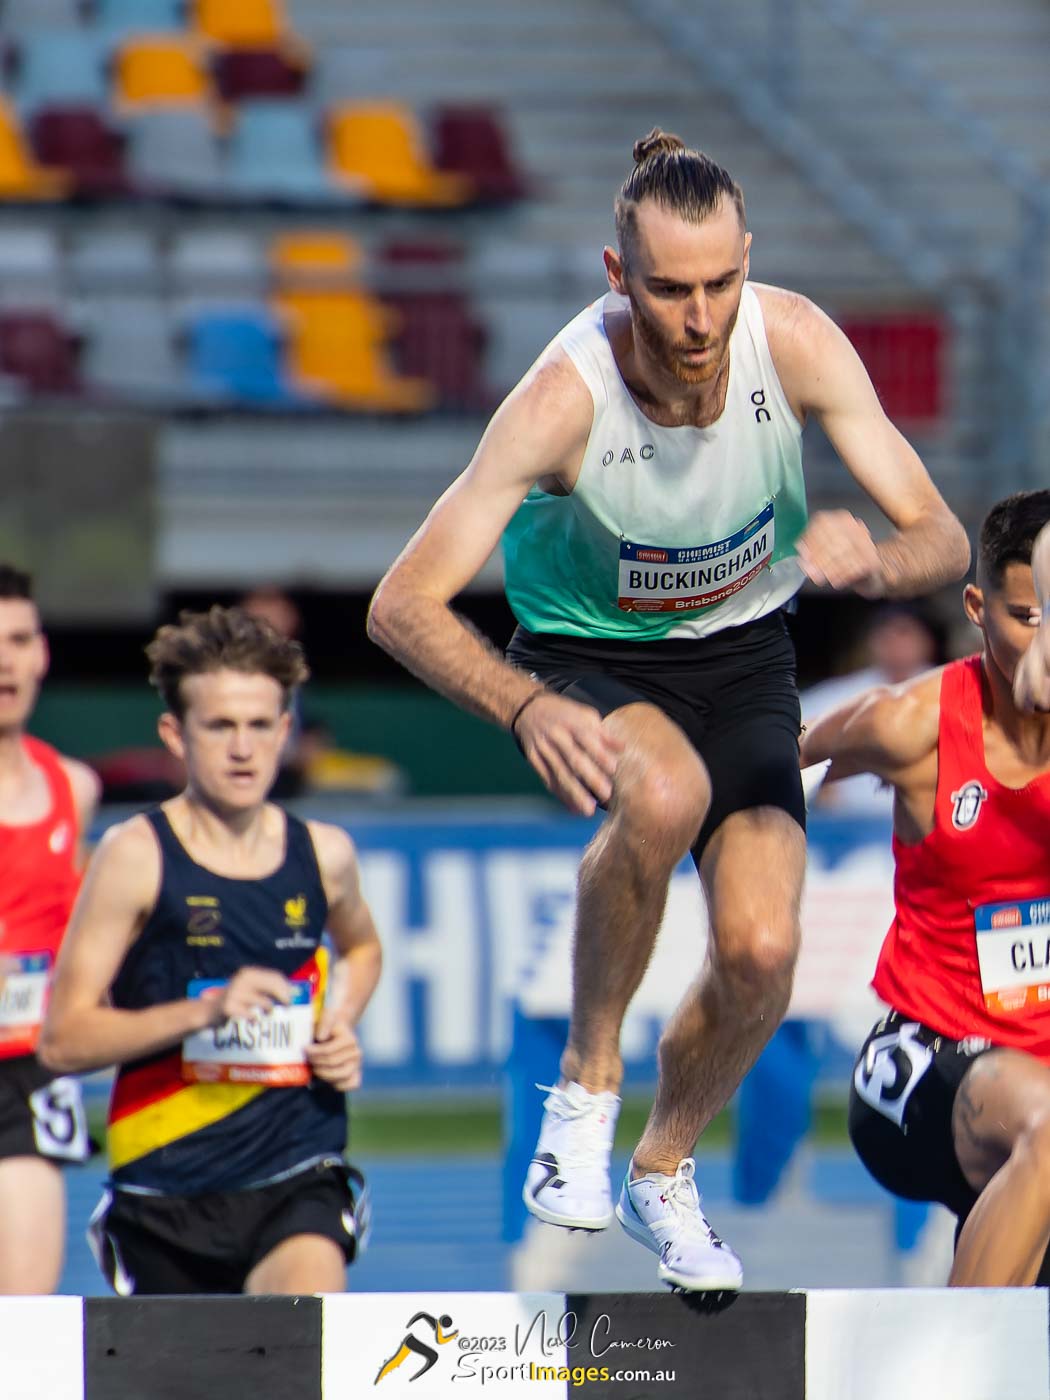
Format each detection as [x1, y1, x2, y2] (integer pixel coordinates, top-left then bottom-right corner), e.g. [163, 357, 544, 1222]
[507, 610, 804, 859]
[88, 1155, 370, 1295]
[851, 1011, 1050, 1283]
[0, 1053, 91, 1164]
[849, 1011, 994, 1220]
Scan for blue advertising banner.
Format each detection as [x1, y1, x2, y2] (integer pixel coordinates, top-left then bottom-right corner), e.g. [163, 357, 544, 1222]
[345, 811, 894, 1090]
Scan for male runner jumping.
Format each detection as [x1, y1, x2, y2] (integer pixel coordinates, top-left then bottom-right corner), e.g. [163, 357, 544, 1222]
[369, 130, 969, 1289]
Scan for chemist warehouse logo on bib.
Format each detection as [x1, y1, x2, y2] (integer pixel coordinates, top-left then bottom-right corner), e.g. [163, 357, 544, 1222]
[951, 780, 988, 831]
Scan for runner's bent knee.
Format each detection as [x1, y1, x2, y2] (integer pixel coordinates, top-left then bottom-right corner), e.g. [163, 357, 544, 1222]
[711, 919, 800, 1002]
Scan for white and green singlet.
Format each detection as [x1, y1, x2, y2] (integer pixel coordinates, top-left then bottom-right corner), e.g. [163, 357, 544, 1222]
[502, 284, 808, 641]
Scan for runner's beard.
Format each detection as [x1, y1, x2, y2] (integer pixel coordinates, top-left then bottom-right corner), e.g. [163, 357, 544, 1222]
[629, 294, 739, 386]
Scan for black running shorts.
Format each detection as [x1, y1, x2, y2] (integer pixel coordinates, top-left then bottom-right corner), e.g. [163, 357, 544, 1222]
[88, 1155, 370, 1295]
[852, 1010, 1050, 1283]
[507, 610, 805, 859]
[849, 1011, 995, 1218]
[0, 1053, 91, 1164]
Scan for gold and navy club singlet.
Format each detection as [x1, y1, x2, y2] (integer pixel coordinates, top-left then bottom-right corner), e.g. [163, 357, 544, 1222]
[106, 808, 346, 1194]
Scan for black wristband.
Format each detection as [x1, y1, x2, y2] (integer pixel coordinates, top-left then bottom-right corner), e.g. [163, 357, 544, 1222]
[509, 689, 544, 737]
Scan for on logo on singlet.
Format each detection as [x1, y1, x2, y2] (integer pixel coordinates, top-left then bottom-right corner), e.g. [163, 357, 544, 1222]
[950, 780, 988, 831]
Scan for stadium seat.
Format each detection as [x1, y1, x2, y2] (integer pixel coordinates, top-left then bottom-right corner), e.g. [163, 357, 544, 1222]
[95, 0, 186, 38]
[326, 102, 473, 206]
[375, 237, 492, 410]
[191, 0, 286, 48]
[69, 229, 162, 292]
[113, 36, 212, 110]
[127, 109, 224, 198]
[0, 100, 69, 199]
[29, 105, 129, 197]
[2, 0, 83, 30]
[12, 31, 110, 115]
[841, 313, 944, 422]
[186, 305, 312, 407]
[80, 295, 184, 403]
[269, 230, 363, 283]
[226, 100, 353, 203]
[212, 47, 306, 101]
[274, 287, 435, 412]
[0, 227, 63, 298]
[432, 105, 529, 202]
[382, 291, 491, 413]
[169, 229, 268, 297]
[0, 310, 79, 395]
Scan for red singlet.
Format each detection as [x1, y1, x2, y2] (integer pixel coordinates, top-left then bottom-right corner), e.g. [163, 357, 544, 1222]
[874, 655, 1050, 1057]
[0, 736, 81, 1058]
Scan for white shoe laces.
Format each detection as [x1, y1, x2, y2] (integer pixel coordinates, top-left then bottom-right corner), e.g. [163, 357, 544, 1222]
[657, 1158, 720, 1245]
[536, 1083, 613, 1171]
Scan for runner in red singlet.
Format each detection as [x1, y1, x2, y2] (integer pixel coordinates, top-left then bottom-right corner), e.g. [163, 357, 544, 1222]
[0, 566, 100, 1293]
[801, 490, 1050, 1286]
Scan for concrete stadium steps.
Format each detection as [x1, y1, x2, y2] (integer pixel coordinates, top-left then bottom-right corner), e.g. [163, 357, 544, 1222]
[644, 2, 1029, 270]
[860, 0, 1050, 174]
[155, 418, 499, 588]
[287, 0, 904, 305]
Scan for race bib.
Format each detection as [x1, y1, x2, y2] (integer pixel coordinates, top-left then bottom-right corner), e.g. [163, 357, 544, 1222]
[617, 502, 774, 613]
[974, 897, 1050, 1013]
[182, 978, 315, 1085]
[0, 952, 52, 1045]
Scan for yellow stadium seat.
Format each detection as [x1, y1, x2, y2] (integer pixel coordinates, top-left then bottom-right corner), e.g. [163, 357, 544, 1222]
[193, 0, 285, 48]
[327, 102, 473, 206]
[274, 288, 434, 413]
[269, 231, 363, 283]
[0, 100, 69, 200]
[114, 36, 212, 109]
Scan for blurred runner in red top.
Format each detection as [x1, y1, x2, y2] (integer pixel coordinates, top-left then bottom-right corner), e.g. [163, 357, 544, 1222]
[0, 565, 100, 1293]
[802, 490, 1050, 1287]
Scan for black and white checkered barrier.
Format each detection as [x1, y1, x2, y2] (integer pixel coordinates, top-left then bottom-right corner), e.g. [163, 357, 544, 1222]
[4, 1290, 1048, 1399]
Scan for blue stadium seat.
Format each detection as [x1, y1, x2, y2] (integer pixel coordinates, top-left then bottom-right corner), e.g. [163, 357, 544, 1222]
[69, 229, 162, 293]
[94, 0, 186, 39]
[226, 100, 355, 204]
[2, 0, 84, 30]
[80, 295, 185, 404]
[169, 229, 268, 299]
[127, 109, 224, 199]
[13, 31, 109, 114]
[185, 305, 314, 407]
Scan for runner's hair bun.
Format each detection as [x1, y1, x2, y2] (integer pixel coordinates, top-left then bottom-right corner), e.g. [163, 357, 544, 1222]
[633, 129, 686, 164]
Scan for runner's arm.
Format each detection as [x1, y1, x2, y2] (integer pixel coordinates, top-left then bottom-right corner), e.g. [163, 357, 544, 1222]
[368, 352, 623, 815]
[310, 823, 381, 1032]
[769, 292, 970, 597]
[800, 670, 941, 786]
[39, 820, 289, 1072]
[368, 353, 591, 726]
[306, 823, 381, 1090]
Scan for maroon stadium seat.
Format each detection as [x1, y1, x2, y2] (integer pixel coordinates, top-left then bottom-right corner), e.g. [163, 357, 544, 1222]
[431, 104, 529, 202]
[0, 310, 80, 394]
[29, 104, 129, 197]
[212, 46, 308, 102]
[382, 290, 491, 412]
